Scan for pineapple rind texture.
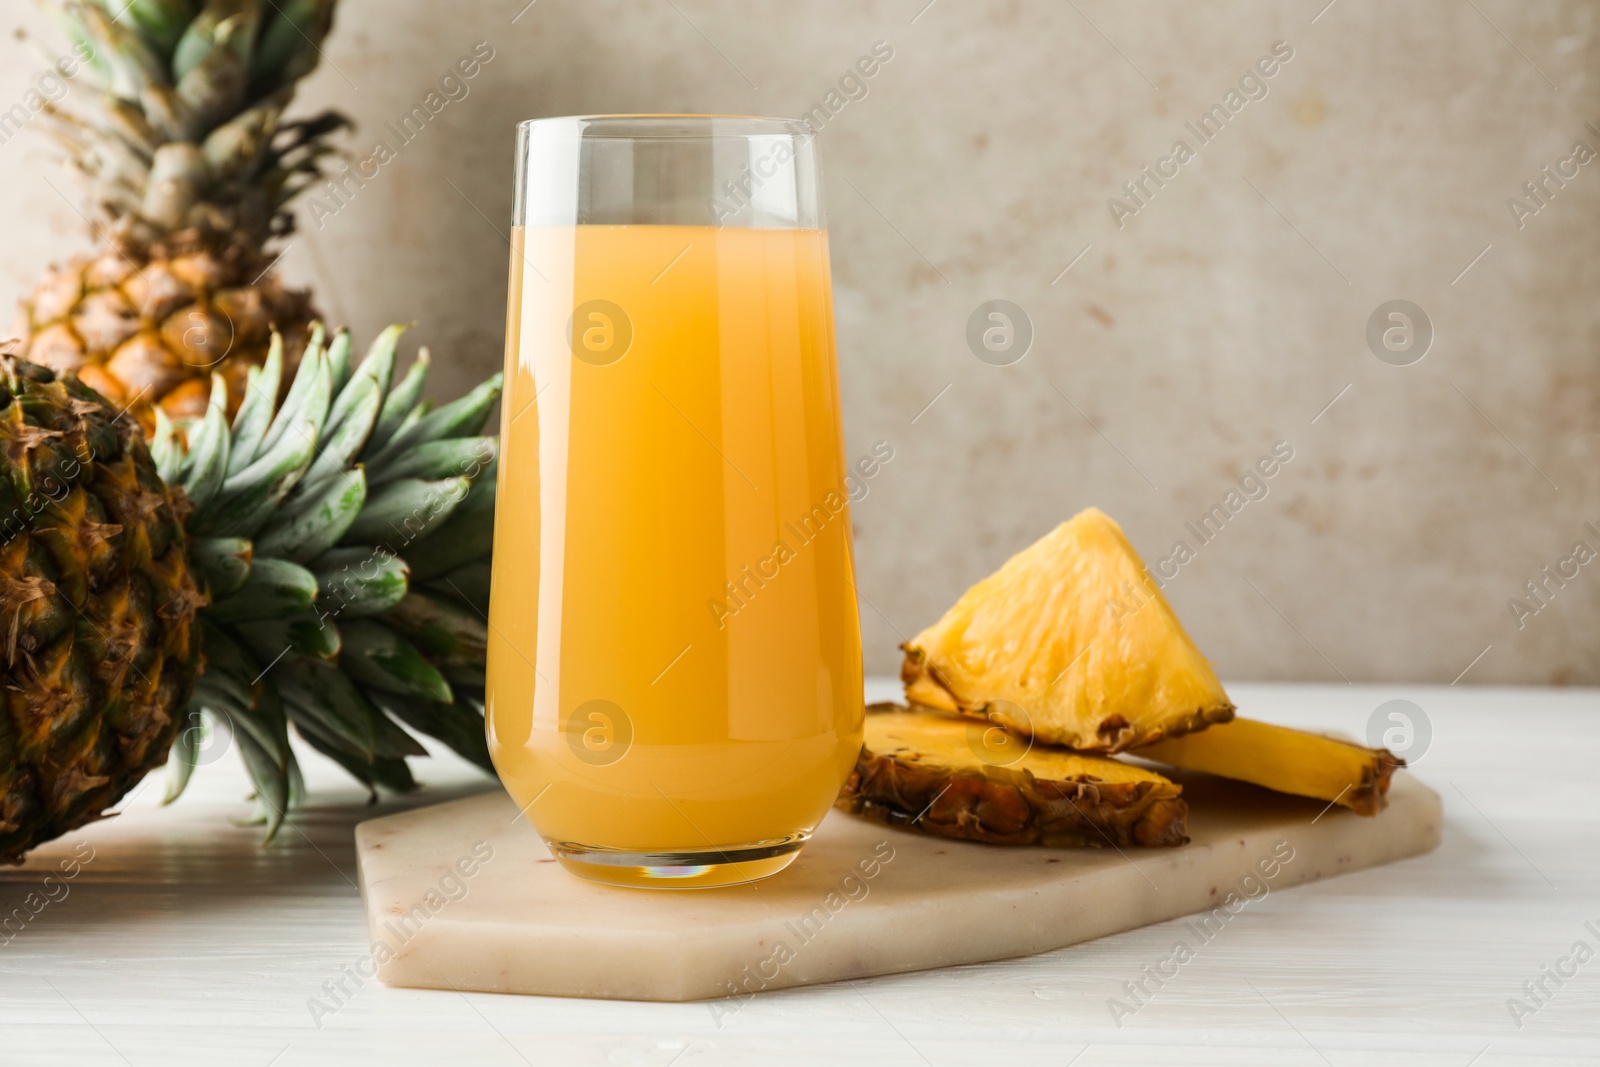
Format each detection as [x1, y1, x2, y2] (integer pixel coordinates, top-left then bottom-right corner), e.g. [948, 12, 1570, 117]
[0, 352, 203, 863]
[15, 230, 317, 430]
[837, 704, 1190, 848]
[901, 508, 1234, 754]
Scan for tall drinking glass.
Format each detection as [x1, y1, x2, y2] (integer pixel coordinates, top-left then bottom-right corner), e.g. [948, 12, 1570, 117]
[487, 116, 864, 889]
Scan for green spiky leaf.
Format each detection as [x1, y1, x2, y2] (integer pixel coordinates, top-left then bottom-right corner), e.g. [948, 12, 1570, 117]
[302, 376, 380, 485]
[324, 328, 352, 395]
[164, 705, 204, 803]
[383, 592, 487, 668]
[150, 409, 183, 483]
[426, 560, 491, 616]
[177, 375, 231, 511]
[337, 619, 453, 704]
[370, 691, 492, 773]
[150, 325, 502, 830]
[403, 510, 493, 582]
[235, 608, 340, 663]
[367, 374, 503, 469]
[366, 345, 428, 452]
[343, 476, 469, 547]
[227, 335, 283, 474]
[207, 556, 318, 622]
[191, 535, 253, 596]
[116, 0, 197, 54]
[370, 437, 496, 486]
[172, 0, 262, 84]
[253, 467, 366, 563]
[313, 546, 409, 619]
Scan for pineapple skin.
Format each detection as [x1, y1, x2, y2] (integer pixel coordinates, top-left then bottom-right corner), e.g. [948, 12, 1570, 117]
[14, 228, 315, 432]
[836, 704, 1189, 848]
[0, 354, 204, 863]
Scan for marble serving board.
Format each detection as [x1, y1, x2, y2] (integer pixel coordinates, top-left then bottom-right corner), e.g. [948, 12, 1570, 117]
[354, 773, 1441, 1002]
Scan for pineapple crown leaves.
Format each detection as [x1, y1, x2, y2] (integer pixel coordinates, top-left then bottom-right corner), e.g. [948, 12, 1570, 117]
[155, 323, 503, 838]
[34, 0, 349, 243]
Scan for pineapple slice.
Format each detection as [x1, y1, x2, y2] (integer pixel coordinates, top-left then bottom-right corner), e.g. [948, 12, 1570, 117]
[1135, 718, 1402, 816]
[837, 703, 1189, 847]
[902, 508, 1233, 753]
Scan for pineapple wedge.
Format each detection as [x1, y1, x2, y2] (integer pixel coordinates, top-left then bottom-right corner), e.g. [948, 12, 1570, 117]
[1136, 718, 1402, 816]
[902, 508, 1234, 753]
[837, 703, 1189, 847]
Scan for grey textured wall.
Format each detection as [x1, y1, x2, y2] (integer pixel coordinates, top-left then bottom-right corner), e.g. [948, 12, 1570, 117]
[3, 1, 1597, 684]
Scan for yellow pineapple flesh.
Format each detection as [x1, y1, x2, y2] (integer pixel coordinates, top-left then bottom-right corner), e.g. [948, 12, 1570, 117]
[1135, 718, 1401, 816]
[902, 507, 1233, 753]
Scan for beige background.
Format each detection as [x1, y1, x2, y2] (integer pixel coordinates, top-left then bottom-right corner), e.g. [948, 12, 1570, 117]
[2, 0, 1597, 684]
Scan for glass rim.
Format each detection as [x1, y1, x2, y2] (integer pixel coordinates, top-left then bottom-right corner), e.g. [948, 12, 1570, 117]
[517, 114, 813, 140]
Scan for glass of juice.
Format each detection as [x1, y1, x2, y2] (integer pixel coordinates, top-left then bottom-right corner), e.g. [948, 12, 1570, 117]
[487, 116, 864, 889]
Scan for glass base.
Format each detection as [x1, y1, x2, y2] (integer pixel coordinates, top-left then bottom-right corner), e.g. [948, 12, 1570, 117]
[547, 834, 809, 889]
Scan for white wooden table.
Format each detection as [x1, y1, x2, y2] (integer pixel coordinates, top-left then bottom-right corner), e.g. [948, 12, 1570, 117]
[3, 681, 1595, 1066]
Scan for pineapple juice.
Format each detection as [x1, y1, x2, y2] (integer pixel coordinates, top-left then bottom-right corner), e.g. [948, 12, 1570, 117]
[486, 224, 863, 885]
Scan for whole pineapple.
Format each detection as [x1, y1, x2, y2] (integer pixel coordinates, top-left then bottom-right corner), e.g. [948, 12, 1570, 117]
[0, 351, 203, 858]
[1, 325, 500, 862]
[13, 0, 347, 428]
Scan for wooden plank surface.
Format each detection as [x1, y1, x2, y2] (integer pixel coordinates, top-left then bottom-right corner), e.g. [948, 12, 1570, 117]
[0, 681, 1594, 1065]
